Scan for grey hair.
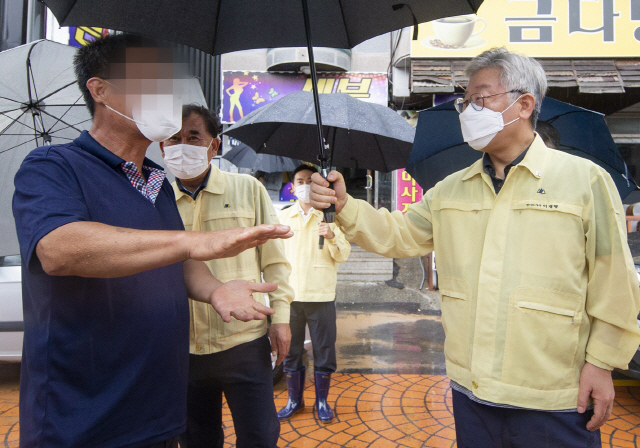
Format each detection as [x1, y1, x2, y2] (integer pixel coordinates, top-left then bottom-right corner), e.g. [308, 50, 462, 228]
[464, 47, 548, 128]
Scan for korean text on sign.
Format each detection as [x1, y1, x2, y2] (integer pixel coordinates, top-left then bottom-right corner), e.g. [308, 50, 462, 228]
[396, 169, 423, 214]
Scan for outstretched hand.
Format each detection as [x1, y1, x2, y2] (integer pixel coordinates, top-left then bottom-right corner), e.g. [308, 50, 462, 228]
[189, 224, 292, 262]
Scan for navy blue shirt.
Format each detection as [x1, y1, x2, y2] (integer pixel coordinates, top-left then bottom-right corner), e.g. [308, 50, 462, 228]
[12, 131, 189, 447]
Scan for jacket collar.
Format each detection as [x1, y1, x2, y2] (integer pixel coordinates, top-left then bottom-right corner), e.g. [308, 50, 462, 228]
[173, 164, 225, 201]
[461, 133, 548, 182]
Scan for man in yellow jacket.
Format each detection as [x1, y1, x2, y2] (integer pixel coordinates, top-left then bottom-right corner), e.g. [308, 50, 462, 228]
[161, 105, 294, 448]
[277, 165, 351, 423]
[309, 48, 640, 447]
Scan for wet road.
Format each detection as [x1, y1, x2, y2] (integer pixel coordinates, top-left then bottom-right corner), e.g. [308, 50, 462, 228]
[2, 309, 640, 447]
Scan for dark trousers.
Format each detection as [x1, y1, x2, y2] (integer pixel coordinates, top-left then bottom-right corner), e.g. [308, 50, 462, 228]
[452, 389, 601, 448]
[143, 437, 180, 448]
[181, 335, 280, 448]
[283, 301, 337, 374]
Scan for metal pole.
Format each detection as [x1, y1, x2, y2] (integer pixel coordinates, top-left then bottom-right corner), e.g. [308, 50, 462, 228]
[301, 0, 327, 163]
[301, 0, 335, 250]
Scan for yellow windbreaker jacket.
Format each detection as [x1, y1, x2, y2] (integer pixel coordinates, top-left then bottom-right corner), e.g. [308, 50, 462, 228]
[173, 165, 294, 354]
[279, 203, 351, 302]
[336, 135, 640, 410]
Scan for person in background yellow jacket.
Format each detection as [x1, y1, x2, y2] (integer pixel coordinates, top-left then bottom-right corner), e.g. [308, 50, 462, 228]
[277, 164, 351, 423]
[309, 48, 640, 448]
[161, 105, 294, 448]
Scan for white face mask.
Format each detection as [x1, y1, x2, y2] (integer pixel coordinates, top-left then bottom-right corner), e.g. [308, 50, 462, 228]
[459, 95, 523, 151]
[294, 184, 311, 203]
[163, 140, 213, 180]
[104, 82, 183, 142]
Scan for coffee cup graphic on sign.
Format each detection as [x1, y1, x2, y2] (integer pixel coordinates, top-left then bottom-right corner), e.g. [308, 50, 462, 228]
[430, 15, 486, 48]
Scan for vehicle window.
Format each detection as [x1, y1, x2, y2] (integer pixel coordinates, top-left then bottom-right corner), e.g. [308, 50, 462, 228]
[0, 255, 21, 267]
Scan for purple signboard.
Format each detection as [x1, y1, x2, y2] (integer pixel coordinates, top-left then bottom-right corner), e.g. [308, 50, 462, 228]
[69, 27, 110, 48]
[221, 71, 388, 123]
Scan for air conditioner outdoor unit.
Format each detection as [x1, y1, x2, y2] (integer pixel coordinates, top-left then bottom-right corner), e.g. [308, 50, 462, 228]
[267, 47, 351, 72]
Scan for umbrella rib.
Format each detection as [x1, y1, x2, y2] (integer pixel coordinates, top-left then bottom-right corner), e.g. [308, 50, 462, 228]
[39, 109, 86, 134]
[336, 0, 352, 48]
[211, 0, 223, 55]
[27, 61, 48, 137]
[44, 95, 84, 135]
[0, 96, 22, 104]
[37, 81, 79, 103]
[48, 117, 93, 134]
[0, 139, 37, 155]
[372, 133, 387, 173]
[0, 107, 24, 117]
[1, 113, 37, 135]
[0, 110, 28, 134]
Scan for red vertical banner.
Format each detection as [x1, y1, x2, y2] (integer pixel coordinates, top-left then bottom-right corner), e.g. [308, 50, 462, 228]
[396, 169, 423, 214]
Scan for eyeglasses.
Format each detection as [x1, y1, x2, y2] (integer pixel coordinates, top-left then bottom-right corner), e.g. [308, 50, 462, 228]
[454, 90, 524, 113]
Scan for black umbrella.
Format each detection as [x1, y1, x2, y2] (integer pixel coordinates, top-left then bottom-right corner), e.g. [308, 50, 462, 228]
[223, 91, 415, 173]
[222, 142, 302, 173]
[406, 98, 639, 200]
[43, 0, 484, 224]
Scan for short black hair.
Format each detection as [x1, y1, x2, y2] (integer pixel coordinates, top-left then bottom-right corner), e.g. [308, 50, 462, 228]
[292, 164, 318, 180]
[73, 33, 166, 117]
[182, 104, 222, 138]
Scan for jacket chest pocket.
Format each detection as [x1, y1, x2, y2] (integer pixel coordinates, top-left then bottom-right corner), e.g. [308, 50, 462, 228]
[439, 276, 473, 370]
[432, 200, 490, 269]
[200, 209, 256, 231]
[510, 200, 585, 279]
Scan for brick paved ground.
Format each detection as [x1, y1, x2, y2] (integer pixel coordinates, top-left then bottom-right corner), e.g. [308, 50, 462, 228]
[225, 373, 640, 448]
[2, 362, 640, 447]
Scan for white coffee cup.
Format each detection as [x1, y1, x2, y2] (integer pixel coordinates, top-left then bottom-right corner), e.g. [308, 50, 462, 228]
[433, 15, 486, 47]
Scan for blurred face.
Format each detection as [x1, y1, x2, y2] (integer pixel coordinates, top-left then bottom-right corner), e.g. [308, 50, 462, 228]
[161, 113, 219, 162]
[91, 47, 188, 132]
[294, 169, 314, 186]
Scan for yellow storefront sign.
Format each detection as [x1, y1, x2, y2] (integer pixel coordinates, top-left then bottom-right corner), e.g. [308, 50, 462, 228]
[411, 0, 640, 58]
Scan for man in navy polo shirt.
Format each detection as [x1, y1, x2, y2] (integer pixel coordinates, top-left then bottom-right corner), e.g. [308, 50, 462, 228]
[12, 34, 292, 448]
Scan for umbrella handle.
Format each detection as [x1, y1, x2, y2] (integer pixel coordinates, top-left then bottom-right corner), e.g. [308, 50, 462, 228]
[319, 168, 336, 249]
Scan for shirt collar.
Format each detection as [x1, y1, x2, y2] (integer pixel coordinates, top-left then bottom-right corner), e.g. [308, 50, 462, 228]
[74, 130, 165, 172]
[462, 133, 548, 182]
[297, 201, 314, 216]
[482, 147, 528, 178]
[176, 167, 211, 199]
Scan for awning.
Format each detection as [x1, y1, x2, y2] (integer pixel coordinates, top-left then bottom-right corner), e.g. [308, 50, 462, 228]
[411, 59, 640, 94]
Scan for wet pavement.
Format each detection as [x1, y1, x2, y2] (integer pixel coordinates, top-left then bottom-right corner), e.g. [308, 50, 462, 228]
[1, 309, 640, 447]
[334, 310, 445, 375]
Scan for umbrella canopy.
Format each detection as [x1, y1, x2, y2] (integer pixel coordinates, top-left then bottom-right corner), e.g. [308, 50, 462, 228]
[406, 98, 638, 200]
[43, 0, 484, 56]
[0, 40, 92, 257]
[222, 143, 301, 173]
[223, 91, 415, 173]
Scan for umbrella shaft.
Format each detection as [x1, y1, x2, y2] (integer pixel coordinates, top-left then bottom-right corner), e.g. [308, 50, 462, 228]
[301, 0, 328, 168]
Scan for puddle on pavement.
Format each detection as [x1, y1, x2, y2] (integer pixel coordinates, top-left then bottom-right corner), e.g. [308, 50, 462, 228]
[335, 310, 445, 375]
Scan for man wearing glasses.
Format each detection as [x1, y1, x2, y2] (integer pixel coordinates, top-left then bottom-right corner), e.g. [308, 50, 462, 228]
[309, 48, 640, 447]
